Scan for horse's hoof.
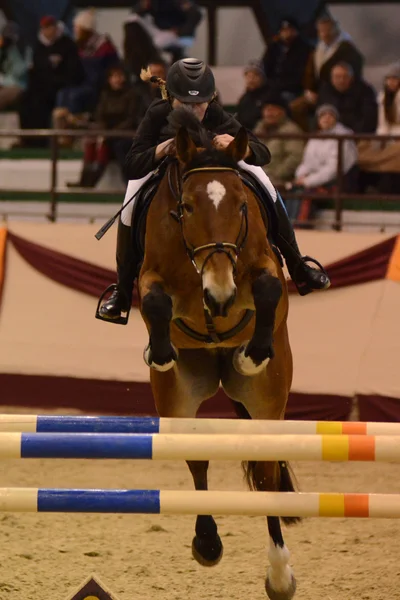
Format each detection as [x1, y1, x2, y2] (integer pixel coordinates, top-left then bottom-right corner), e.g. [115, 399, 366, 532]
[143, 343, 178, 372]
[233, 342, 270, 376]
[265, 574, 297, 600]
[191, 535, 223, 567]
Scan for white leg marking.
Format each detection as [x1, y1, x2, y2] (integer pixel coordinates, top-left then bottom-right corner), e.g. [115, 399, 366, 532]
[143, 344, 177, 372]
[233, 342, 269, 376]
[267, 539, 295, 594]
[202, 268, 236, 304]
[207, 180, 226, 209]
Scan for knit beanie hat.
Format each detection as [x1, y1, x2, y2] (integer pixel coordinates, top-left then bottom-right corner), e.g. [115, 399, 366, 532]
[244, 59, 265, 79]
[316, 104, 339, 120]
[74, 8, 96, 31]
[385, 62, 400, 79]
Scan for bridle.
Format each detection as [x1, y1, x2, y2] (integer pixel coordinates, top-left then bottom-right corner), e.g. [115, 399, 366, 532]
[169, 165, 249, 278]
[168, 163, 254, 344]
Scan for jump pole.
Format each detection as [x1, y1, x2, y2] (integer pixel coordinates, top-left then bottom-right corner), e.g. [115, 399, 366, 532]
[1, 489, 400, 518]
[0, 432, 400, 461]
[0, 415, 399, 436]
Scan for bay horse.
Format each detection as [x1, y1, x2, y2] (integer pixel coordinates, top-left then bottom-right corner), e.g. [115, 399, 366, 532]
[138, 114, 298, 600]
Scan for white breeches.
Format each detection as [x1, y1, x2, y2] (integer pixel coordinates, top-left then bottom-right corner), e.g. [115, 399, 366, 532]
[237, 161, 278, 202]
[121, 172, 153, 226]
[120, 164, 277, 226]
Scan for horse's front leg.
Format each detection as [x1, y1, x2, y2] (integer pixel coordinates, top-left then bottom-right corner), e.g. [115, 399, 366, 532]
[140, 270, 177, 371]
[234, 259, 282, 376]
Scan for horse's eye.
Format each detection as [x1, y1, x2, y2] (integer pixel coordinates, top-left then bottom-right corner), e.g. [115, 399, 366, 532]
[182, 203, 194, 214]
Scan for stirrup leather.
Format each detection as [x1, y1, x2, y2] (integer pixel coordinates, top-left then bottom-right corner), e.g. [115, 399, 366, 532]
[95, 284, 130, 325]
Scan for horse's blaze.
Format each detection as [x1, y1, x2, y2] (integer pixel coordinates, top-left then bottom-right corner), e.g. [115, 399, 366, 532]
[233, 343, 270, 376]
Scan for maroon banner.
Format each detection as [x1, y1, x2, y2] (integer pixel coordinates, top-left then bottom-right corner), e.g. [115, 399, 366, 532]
[8, 231, 398, 302]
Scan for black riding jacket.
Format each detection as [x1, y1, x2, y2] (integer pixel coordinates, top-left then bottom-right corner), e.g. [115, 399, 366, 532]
[125, 99, 271, 180]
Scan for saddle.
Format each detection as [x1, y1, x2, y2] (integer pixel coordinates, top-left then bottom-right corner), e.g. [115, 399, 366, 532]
[130, 162, 283, 267]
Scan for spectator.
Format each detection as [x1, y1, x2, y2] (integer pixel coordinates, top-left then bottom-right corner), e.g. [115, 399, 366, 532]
[253, 94, 304, 187]
[55, 9, 120, 121]
[304, 13, 363, 95]
[317, 62, 377, 133]
[134, 60, 167, 119]
[376, 62, 400, 136]
[287, 104, 358, 222]
[67, 66, 140, 188]
[124, 3, 163, 79]
[237, 60, 269, 130]
[0, 21, 27, 110]
[262, 17, 313, 102]
[16, 16, 83, 148]
[358, 63, 400, 193]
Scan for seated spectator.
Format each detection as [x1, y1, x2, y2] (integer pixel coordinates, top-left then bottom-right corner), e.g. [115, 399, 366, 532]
[317, 62, 377, 133]
[358, 63, 400, 193]
[262, 17, 313, 102]
[178, 1, 203, 53]
[0, 21, 27, 111]
[54, 9, 120, 130]
[67, 66, 140, 188]
[287, 104, 358, 223]
[253, 94, 304, 187]
[134, 60, 167, 120]
[305, 13, 364, 94]
[237, 60, 269, 130]
[16, 16, 83, 148]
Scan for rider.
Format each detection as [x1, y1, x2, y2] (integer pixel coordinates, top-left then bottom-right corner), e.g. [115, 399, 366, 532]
[97, 58, 330, 324]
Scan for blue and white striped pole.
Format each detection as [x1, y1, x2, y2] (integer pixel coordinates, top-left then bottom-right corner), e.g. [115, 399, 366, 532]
[0, 432, 399, 461]
[1, 489, 400, 518]
[1, 415, 400, 436]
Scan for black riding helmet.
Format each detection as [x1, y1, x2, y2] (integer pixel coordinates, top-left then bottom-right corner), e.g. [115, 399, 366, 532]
[166, 58, 216, 103]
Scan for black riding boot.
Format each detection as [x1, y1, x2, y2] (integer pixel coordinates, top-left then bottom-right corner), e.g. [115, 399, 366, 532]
[96, 219, 139, 324]
[275, 197, 330, 296]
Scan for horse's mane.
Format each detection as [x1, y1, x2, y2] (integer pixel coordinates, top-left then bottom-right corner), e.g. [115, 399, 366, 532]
[167, 107, 239, 171]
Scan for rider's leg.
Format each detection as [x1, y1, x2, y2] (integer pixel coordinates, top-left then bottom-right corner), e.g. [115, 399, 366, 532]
[238, 162, 330, 296]
[98, 174, 152, 322]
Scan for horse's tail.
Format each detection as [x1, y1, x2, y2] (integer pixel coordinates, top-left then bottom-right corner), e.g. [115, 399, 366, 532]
[232, 400, 302, 526]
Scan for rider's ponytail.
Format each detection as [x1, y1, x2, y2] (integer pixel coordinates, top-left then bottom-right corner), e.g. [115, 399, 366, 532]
[140, 67, 169, 101]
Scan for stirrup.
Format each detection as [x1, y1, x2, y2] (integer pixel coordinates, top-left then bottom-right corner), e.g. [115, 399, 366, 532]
[292, 256, 330, 297]
[95, 284, 130, 325]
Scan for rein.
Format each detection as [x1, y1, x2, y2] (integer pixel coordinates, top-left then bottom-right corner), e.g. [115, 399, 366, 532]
[168, 163, 253, 344]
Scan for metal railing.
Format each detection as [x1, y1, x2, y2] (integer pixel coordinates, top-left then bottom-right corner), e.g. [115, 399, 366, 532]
[1, 129, 400, 230]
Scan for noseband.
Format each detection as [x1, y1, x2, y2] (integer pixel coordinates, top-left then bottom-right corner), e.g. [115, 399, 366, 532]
[170, 166, 249, 278]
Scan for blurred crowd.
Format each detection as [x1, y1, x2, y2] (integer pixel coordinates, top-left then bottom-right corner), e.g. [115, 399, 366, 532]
[0, 4, 400, 214]
[237, 12, 400, 222]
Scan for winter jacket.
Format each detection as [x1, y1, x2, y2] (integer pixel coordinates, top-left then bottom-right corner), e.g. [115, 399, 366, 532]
[95, 84, 141, 131]
[78, 32, 120, 93]
[253, 117, 304, 185]
[125, 99, 271, 179]
[29, 23, 84, 95]
[295, 122, 357, 188]
[0, 43, 27, 89]
[305, 32, 364, 92]
[237, 84, 270, 131]
[317, 79, 377, 133]
[376, 89, 400, 136]
[262, 36, 313, 96]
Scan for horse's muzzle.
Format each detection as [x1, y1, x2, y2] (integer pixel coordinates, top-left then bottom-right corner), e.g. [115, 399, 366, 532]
[203, 287, 237, 318]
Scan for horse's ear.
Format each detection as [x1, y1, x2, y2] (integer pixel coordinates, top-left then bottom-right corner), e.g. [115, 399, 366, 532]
[176, 127, 197, 165]
[226, 127, 249, 162]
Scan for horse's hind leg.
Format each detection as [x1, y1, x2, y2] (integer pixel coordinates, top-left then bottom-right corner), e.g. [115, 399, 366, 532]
[151, 347, 223, 567]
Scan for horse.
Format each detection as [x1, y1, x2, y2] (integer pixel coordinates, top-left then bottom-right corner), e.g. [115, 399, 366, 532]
[137, 112, 299, 600]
